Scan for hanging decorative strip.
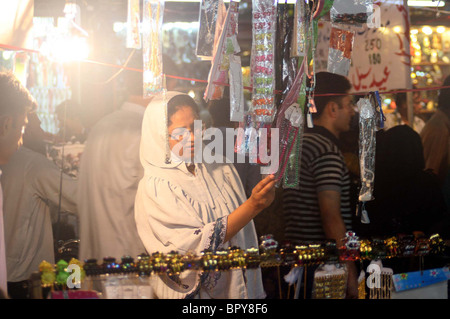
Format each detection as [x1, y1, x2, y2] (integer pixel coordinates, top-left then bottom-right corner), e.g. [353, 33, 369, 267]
[275, 102, 303, 188]
[250, 0, 277, 124]
[204, 1, 242, 106]
[143, 0, 165, 97]
[274, 0, 311, 188]
[357, 95, 377, 203]
[356, 92, 384, 223]
[291, 0, 307, 58]
[274, 0, 334, 188]
[196, 0, 223, 60]
[126, 0, 141, 49]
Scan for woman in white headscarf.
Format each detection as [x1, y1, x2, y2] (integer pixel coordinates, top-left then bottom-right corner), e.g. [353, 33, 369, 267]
[135, 92, 275, 299]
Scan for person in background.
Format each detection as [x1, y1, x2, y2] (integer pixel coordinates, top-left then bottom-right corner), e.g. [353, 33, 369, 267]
[282, 72, 358, 299]
[0, 71, 35, 298]
[384, 91, 425, 134]
[77, 53, 179, 263]
[361, 125, 448, 238]
[1, 111, 78, 299]
[421, 75, 450, 199]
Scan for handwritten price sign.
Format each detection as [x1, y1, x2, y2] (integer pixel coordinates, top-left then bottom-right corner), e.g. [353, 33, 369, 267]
[316, 2, 412, 93]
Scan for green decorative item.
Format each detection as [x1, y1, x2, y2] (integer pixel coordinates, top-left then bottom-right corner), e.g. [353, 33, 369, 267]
[55, 259, 70, 286]
[39, 260, 56, 287]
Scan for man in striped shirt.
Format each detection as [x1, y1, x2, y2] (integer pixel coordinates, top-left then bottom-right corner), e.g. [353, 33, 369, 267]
[282, 72, 358, 298]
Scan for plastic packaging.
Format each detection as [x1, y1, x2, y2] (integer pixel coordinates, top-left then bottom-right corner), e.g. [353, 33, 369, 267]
[357, 96, 376, 202]
[142, 0, 165, 96]
[196, 0, 223, 59]
[229, 55, 245, 122]
[204, 0, 243, 123]
[330, 0, 374, 26]
[276, 3, 298, 105]
[235, 113, 260, 163]
[327, 27, 355, 76]
[126, 0, 141, 49]
[291, 0, 307, 57]
[275, 103, 304, 188]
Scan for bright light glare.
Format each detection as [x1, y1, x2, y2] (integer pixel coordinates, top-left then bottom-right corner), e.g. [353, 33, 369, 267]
[436, 26, 446, 34]
[422, 26, 433, 35]
[393, 26, 402, 33]
[41, 37, 89, 62]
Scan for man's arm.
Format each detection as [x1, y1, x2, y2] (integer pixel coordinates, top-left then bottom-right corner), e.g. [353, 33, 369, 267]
[317, 190, 359, 299]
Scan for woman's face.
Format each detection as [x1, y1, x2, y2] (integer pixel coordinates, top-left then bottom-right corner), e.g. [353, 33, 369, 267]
[168, 105, 199, 162]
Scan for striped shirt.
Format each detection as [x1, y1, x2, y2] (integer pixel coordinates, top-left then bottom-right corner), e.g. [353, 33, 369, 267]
[283, 126, 352, 244]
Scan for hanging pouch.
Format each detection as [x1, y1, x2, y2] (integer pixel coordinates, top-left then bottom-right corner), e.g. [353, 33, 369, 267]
[357, 96, 376, 202]
[327, 27, 355, 77]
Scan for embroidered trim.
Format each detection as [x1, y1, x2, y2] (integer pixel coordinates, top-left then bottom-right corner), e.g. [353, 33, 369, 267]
[185, 217, 228, 299]
[167, 274, 189, 289]
[208, 216, 227, 251]
[185, 273, 203, 299]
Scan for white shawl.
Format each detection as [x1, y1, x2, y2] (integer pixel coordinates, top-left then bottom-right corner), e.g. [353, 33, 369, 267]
[134, 92, 265, 299]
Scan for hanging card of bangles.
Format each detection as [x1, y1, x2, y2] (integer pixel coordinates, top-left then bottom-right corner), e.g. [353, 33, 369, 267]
[196, 0, 223, 60]
[250, 0, 277, 124]
[126, 0, 141, 49]
[330, 0, 373, 26]
[291, 0, 307, 57]
[142, 0, 165, 96]
[327, 27, 355, 77]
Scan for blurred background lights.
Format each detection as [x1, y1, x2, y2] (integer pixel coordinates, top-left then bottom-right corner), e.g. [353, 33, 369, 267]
[436, 26, 446, 34]
[422, 26, 433, 35]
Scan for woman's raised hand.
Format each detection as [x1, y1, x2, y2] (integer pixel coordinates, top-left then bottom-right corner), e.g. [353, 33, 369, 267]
[248, 175, 276, 213]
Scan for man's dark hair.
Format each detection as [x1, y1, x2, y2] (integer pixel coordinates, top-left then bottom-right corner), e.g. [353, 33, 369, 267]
[438, 75, 450, 111]
[207, 97, 233, 128]
[167, 94, 199, 124]
[0, 71, 36, 117]
[309, 72, 352, 118]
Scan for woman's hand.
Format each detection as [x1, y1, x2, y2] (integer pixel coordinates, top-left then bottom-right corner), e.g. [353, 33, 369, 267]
[247, 174, 276, 214]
